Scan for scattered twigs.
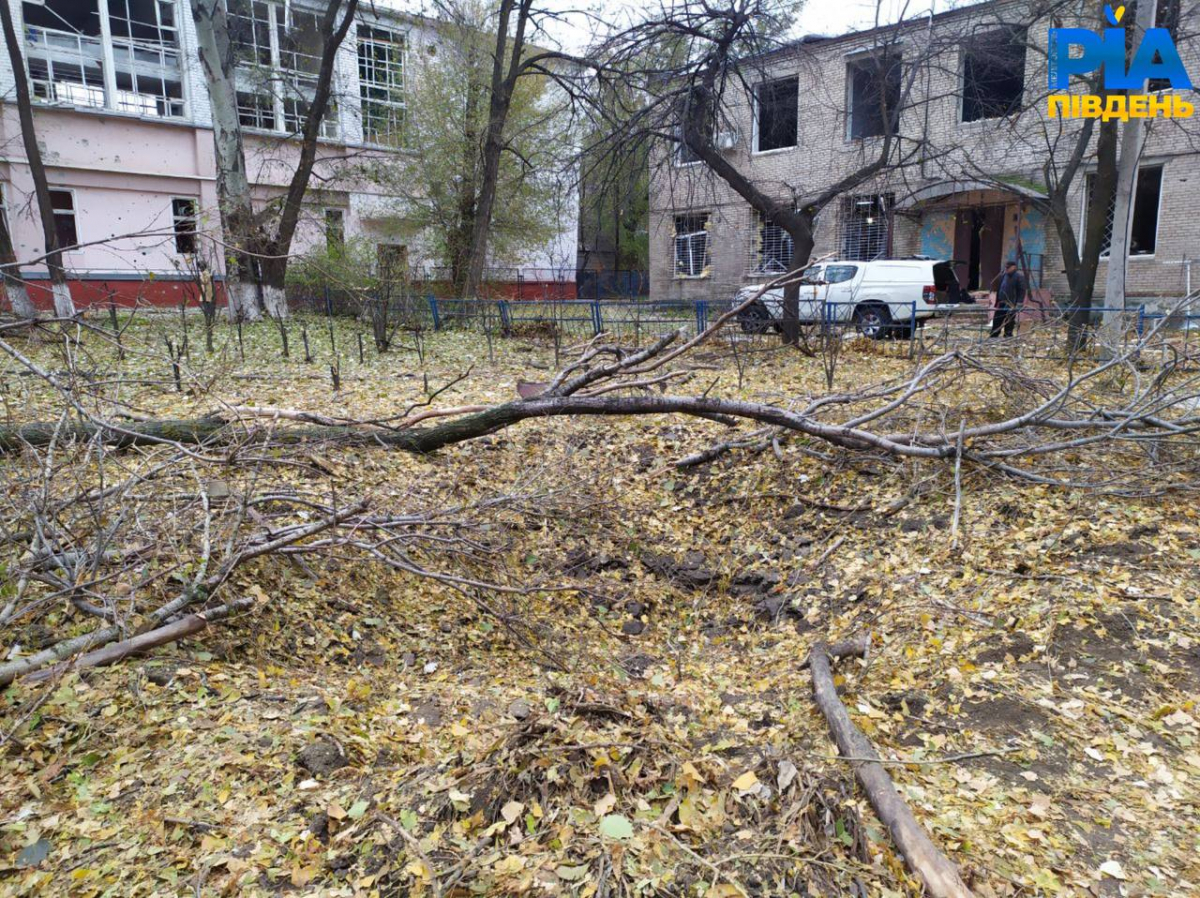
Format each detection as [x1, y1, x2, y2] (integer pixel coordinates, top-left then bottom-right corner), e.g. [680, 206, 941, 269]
[24, 596, 255, 683]
[808, 639, 975, 898]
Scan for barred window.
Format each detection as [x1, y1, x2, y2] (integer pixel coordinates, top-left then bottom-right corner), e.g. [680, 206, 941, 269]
[1087, 166, 1163, 258]
[839, 195, 891, 261]
[746, 212, 793, 275]
[674, 213, 710, 278]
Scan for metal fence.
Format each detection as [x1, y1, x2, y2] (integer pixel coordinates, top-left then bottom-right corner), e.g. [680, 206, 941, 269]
[284, 284, 1200, 364]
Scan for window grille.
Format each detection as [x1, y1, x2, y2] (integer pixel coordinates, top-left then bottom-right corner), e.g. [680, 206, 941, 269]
[839, 195, 892, 261]
[746, 211, 793, 276]
[358, 26, 406, 146]
[674, 213, 710, 277]
[1087, 166, 1163, 258]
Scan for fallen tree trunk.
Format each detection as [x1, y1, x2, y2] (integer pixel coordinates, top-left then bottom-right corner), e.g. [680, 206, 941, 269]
[23, 597, 253, 683]
[809, 639, 975, 898]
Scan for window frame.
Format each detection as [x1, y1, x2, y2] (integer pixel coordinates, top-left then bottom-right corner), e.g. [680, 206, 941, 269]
[958, 27, 1028, 125]
[171, 196, 198, 255]
[845, 51, 902, 141]
[752, 75, 799, 155]
[228, 0, 339, 139]
[357, 23, 407, 148]
[1082, 164, 1165, 261]
[673, 212, 711, 279]
[325, 207, 345, 252]
[48, 187, 79, 250]
[23, 0, 188, 120]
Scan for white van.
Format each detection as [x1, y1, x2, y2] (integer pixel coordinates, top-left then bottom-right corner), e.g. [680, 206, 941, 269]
[735, 258, 971, 339]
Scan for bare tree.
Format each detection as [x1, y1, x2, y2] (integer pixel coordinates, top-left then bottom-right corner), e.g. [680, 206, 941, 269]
[189, 0, 358, 321]
[0, 0, 76, 318]
[591, 0, 926, 343]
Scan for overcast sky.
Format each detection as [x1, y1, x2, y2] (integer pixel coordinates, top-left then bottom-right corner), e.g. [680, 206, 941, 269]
[383, 0, 954, 51]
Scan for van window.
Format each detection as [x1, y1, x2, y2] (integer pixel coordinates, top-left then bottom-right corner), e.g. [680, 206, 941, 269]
[825, 264, 858, 284]
[800, 265, 824, 283]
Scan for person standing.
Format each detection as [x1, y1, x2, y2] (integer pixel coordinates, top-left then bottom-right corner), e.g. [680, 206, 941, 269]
[989, 260, 1027, 338]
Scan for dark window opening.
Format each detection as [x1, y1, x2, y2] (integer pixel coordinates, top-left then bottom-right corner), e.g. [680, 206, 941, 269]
[172, 197, 197, 254]
[755, 77, 798, 152]
[674, 213, 710, 277]
[753, 214, 793, 274]
[326, 209, 345, 252]
[962, 29, 1027, 122]
[21, 0, 101, 36]
[1148, 0, 1181, 91]
[49, 189, 77, 248]
[377, 244, 408, 278]
[675, 124, 701, 165]
[24, 1, 106, 108]
[848, 54, 901, 139]
[237, 91, 276, 129]
[840, 195, 891, 261]
[1087, 165, 1163, 257]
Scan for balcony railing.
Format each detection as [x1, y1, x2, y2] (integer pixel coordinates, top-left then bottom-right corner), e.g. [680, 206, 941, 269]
[26, 28, 106, 110]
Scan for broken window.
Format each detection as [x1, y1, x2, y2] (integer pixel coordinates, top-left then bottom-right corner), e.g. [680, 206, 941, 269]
[49, 189, 78, 248]
[358, 26, 406, 146]
[23, 0, 107, 109]
[754, 77, 798, 152]
[229, 0, 338, 137]
[839, 195, 891, 261]
[1088, 166, 1163, 257]
[848, 53, 901, 139]
[961, 28, 1027, 122]
[1148, 0, 1182, 91]
[325, 209, 345, 252]
[172, 197, 197, 254]
[237, 91, 277, 129]
[747, 212, 793, 275]
[674, 124, 701, 165]
[23, 1, 184, 117]
[674, 213, 710, 277]
[108, 0, 185, 117]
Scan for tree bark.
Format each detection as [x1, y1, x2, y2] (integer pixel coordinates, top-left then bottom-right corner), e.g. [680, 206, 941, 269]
[809, 640, 974, 898]
[190, 0, 260, 321]
[190, 0, 356, 321]
[1099, 0, 1155, 356]
[24, 598, 254, 684]
[462, 0, 535, 300]
[0, 0, 75, 317]
[0, 207, 36, 319]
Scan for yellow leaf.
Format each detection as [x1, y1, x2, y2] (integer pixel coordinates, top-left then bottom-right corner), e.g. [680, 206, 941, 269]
[731, 771, 759, 792]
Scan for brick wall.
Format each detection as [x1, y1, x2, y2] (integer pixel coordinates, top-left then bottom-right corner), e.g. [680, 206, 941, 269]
[649, 0, 1200, 310]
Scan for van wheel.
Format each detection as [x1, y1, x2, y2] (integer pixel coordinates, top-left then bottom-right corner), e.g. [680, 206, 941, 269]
[854, 304, 891, 340]
[738, 301, 773, 334]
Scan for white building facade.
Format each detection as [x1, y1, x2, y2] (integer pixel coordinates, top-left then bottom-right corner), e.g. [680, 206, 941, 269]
[0, 0, 578, 308]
